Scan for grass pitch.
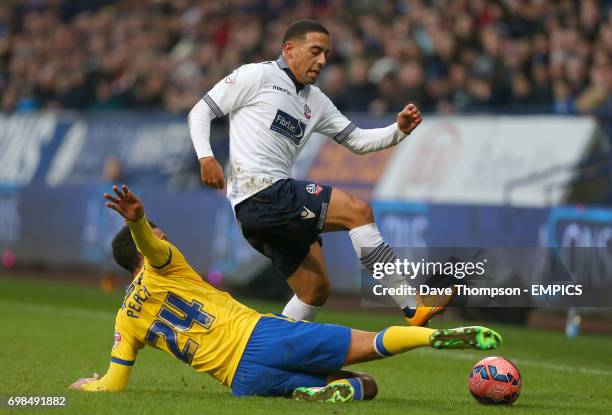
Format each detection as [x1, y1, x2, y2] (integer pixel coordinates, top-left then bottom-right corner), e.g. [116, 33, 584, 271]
[0, 277, 611, 415]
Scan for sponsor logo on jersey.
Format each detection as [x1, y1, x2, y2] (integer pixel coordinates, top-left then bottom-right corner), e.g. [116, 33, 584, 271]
[303, 103, 311, 120]
[270, 109, 306, 145]
[113, 331, 121, 349]
[306, 183, 323, 195]
[272, 85, 291, 96]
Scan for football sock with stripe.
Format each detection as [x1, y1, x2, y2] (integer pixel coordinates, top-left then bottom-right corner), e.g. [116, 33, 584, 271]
[373, 326, 436, 357]
[349, 223, 417, 310]
[282, 294, 320, 321]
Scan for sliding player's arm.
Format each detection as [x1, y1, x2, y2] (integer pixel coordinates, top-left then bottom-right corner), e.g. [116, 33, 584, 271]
[315, 95, 422, 155]
[71, 362, 133, 392]
[104, 185, 171, 269]
[188, 63, 263, 189]
[70, 324, 141, 392]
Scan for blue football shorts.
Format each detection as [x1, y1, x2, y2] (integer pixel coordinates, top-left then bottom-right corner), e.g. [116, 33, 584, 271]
[231, 315, 352, 397]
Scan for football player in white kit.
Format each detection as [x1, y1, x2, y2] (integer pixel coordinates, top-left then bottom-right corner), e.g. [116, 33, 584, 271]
[188, 19, 454, 326]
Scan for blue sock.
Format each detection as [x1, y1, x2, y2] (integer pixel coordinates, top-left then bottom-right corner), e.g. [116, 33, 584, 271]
[345, 378, 363, 400]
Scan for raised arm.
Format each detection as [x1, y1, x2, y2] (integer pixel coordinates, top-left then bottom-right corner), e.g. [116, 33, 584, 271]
[346, 104, 422, 154]
[315, 97, 423, 155]
[104, 185, 170, 268]
[340, 122, 409, 155]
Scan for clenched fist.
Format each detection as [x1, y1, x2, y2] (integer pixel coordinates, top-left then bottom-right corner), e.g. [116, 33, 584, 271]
[397, 103, 423, 135]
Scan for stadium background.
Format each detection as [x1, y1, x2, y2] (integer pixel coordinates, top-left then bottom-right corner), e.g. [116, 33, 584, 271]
[1, 1, 611, 413]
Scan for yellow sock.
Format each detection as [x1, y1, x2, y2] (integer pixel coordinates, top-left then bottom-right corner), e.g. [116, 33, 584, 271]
[373, 326, 435, 357]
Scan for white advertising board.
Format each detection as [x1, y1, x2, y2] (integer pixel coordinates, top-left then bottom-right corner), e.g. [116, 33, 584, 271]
[374, 116, 596, 206]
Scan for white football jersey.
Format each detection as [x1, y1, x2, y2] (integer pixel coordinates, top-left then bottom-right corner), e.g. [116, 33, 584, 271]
[203, 56, 355, 207]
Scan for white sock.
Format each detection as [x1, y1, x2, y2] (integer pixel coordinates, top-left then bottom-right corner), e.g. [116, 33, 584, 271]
[349, 223, 417, 309]
[282, 295, 321, 321]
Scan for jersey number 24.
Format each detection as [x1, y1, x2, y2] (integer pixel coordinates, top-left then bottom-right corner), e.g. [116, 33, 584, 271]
[145, 293, 215, 364]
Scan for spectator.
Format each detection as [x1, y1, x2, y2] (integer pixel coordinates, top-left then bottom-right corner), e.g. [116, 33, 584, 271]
[102, 155, 124, 184]
[344, 58, 377, 112]
[0, 0, 610, 117]
[510, 72, 534, 110]
[553, 80, 575, 114]
[576, 62, 611, 113]
[89, 78, 124, 111]
[397, 60, 431, 109]
[320, 64, 349, 111]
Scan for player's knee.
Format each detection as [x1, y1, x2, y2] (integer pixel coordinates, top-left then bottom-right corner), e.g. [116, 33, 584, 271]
[350, 197, 374, 225]
[298, 279, 330, 306]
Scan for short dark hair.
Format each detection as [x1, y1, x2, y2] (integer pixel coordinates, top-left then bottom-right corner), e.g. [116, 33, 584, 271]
[111, 220, 158, 273]
[282, 19, 329, 44]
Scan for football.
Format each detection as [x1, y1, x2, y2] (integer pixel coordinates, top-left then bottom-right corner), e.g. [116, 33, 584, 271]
[469, 356, 522, 405]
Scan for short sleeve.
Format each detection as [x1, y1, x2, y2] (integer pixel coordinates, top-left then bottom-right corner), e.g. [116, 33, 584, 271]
[313, 93, 357, 144]
[203, 64, 264, 117]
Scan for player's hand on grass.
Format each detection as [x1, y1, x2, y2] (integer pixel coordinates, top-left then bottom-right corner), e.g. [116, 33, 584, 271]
[104, 185, 144, 222]
[397, 103, 423, 135]
[199, 156, 225, 189]
[69, 373, 100, 390]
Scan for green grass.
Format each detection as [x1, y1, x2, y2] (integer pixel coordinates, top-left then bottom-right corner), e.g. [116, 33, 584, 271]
[0, 277, 611, 415]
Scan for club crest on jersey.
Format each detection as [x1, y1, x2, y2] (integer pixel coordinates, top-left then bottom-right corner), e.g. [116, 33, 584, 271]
[270, 109, 306, 145]
[113, 332, 121, 349]
[306, 183, 323, 195]
[303, 104, 311, 120]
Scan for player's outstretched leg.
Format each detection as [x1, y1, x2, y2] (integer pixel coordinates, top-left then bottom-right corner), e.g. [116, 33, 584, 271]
[345, 325, 503, 365]
[371, 326, 502, 358]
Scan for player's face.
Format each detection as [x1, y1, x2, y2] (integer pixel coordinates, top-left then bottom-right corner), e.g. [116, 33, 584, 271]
[285, 32, 331, 85]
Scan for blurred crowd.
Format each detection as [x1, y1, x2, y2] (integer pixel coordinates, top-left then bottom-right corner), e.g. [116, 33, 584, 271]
[1, 0, 611, 115]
